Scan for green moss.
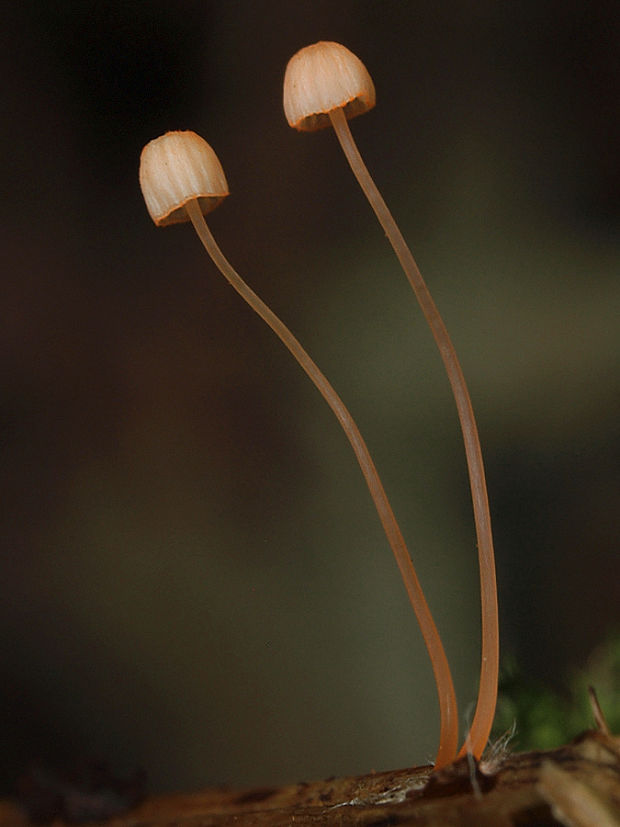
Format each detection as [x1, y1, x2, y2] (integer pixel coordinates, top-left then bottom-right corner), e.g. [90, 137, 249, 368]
[492, 632, 620, 751]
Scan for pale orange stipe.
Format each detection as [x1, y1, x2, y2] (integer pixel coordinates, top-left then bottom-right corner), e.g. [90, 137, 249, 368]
[185, 198, 459, 767]
[328, 106, 499, 761]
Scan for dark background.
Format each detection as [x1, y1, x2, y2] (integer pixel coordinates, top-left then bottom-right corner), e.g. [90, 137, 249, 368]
[1, 0, 618, 795]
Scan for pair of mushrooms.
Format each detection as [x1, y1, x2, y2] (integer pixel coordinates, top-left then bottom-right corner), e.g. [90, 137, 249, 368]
[139, 41, 498, 770]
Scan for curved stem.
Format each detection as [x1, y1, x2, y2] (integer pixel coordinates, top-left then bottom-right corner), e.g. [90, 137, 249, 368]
[329, 108, 498, 760]
[186, 198, 458, 767]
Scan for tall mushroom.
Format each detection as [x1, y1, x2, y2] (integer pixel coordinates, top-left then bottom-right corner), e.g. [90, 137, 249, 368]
[139, 130, 458, 768]
[284, 41, 499, 761]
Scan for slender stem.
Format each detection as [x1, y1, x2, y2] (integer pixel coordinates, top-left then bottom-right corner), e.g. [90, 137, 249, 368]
[329, 107, 498, 760]
[186, 198, 458, 767]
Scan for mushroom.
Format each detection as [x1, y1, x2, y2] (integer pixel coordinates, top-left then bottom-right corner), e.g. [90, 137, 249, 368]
[139, 130, 458, 768]
[284, 41, 499, 762]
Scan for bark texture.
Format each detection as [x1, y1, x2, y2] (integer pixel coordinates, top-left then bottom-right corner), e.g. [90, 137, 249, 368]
[2, 730, 619, 826]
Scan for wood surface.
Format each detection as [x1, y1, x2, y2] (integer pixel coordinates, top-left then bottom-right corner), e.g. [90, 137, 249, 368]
[2, 729, 619, 826]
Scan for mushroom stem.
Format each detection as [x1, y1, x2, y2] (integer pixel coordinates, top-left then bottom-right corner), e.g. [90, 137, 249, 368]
[328, 107, 498, 760]
[185, 196, 459, 768]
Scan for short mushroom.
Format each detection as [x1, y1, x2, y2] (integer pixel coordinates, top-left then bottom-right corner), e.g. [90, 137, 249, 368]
[284, 41, 499, 762]
[139, 129, 458, 768]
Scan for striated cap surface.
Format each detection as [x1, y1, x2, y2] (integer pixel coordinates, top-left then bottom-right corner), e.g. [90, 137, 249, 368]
[284, 41, 375, 132]
[139, 131, 229, 226]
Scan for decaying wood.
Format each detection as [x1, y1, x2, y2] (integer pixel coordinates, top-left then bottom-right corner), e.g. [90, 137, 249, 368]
[1, 730, 619, 826]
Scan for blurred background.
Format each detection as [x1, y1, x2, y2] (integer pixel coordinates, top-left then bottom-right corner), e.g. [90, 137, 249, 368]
[1, 0, 618, 796]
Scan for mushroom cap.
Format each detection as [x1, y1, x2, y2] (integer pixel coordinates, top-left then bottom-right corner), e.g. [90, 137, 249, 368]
[283, 41, 375, 132]
[139, 131, 229, 226]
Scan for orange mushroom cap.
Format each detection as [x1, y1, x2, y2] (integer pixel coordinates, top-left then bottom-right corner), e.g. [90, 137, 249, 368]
[283, 41, 375, 132]
[139, 130, 229, 227]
